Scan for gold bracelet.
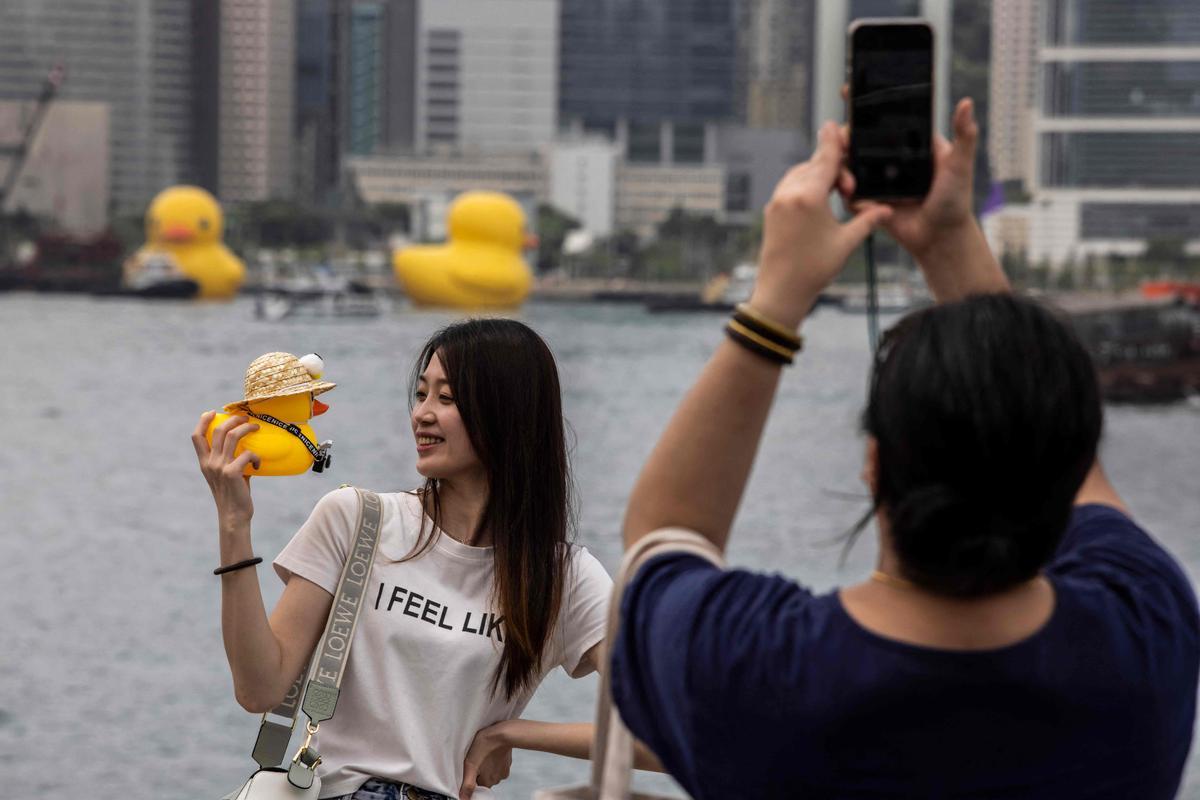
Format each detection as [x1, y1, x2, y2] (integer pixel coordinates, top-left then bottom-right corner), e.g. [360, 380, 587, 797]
[734, 303, 804, 350]
[727, 319, 796, 362]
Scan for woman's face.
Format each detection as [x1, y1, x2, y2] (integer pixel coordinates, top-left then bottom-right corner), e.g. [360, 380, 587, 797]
[411, 353, 484, 482]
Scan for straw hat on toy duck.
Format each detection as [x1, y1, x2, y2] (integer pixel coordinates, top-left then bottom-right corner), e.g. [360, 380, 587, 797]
[205, 352, 336, 476]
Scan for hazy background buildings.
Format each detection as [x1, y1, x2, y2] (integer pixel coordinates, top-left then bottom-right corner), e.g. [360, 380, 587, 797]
[983, 0, 1200, 273]
[0, 0, 194, 218]
[0, 0, 1197, 279]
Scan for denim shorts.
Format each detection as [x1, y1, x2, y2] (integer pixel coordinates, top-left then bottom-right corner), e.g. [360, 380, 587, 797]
[329, 777, 452, 800]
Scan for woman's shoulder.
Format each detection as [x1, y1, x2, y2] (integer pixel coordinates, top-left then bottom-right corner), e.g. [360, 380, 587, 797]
[308, 486, 426, 537]
[563, 542, 614, 593]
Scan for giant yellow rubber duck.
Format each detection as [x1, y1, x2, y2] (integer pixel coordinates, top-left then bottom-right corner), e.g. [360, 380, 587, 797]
[125, 185, 245, 299]
[394, 191, 534, 309]
[206, 352, 335, 476]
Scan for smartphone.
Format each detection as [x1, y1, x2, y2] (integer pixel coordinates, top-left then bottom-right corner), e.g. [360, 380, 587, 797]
[847, 19, 934, 201]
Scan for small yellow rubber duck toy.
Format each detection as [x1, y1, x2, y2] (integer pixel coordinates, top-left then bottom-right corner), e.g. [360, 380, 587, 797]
[126, 185, 246, 299]
[394, 191, 535, 309]
[206, 352, 336, 477]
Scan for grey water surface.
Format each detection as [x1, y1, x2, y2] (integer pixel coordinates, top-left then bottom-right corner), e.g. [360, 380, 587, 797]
[2, 294, 1198, 798]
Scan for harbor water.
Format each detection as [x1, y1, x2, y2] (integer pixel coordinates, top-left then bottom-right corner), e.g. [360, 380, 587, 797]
[2, 294, 1199, 798]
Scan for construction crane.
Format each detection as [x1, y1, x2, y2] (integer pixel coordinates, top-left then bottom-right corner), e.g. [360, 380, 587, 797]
[0, 63, 66, 210]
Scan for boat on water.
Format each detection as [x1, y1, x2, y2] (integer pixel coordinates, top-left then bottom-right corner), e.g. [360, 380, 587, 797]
[0, 232, 124, 293]
[112, 252, 199, 299]
[1064, 286, 1200, 404]
[836, 284, 927, 314]
[253, 262, 388, 322]
[644, 263, 756, 312]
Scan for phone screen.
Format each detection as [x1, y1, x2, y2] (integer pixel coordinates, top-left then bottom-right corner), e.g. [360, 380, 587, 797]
[849, 22, 933, 200]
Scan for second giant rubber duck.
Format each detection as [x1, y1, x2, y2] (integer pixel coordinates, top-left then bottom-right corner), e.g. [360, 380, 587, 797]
[125, 185, 245, 299]
[394, 191, 534, 309]
[206, 352, 335, 477]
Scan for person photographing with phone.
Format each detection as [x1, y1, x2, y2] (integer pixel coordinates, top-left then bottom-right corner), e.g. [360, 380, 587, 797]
[608, 89, 1200, 799]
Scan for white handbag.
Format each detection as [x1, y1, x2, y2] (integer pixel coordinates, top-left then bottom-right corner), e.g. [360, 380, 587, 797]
[534, 528, 725, 800]
[222, 489, 383, 800]
[224, 768, 320, 800]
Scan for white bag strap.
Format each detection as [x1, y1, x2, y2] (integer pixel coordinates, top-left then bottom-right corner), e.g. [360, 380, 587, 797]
[249, 487, 383, 782]
[589, 528, 725, 799]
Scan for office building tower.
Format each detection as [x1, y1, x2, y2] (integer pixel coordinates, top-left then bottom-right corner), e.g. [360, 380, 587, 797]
[413, 0, 557, 154]
[339, 0, 417, 155]
[1029, 0, 1200, 265]
[194, 0, 296, 203]
[296, 0, 340, 203]
[737, 0, 816, 131]
[295, 0, 417, 204]
[0, 0, 194, 216]
[989, 0, 1038, 187]
[559, 0, 738, 148]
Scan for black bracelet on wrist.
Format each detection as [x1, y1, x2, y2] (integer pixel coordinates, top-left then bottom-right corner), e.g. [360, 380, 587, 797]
[725, 323, 794, 365]
[214, 556, 263, 576]
[733, 303, 804, 351]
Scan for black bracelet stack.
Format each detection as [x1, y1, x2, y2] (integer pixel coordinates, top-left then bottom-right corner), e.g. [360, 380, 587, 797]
[724, 303, 805, 366]
[214, 556, 263, 576]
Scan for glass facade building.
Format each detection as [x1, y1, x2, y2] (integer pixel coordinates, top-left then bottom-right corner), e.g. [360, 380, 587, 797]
[559, 0, 738, 131]
[348, 3, 385, 155]
[1030, 0, 1200, 263]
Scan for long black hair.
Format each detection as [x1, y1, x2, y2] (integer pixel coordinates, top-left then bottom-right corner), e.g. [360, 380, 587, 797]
[862, 293, 1102, 598]
[406, 318, 574, 700]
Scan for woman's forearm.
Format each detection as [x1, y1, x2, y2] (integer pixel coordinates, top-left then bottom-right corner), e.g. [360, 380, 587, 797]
[219, 521, 289, 712]
[622, 316, 800, 551]
[496, 719, 663, 771]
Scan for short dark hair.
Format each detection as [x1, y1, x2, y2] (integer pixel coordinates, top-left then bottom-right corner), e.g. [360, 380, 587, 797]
[863, 294, 1102, 598]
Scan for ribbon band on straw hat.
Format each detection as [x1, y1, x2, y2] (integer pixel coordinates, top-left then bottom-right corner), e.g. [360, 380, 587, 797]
[224, 352, 336, 413]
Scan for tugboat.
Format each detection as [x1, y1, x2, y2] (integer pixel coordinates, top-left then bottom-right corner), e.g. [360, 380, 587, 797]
[115, 251, 199, 298]
[1065, 285, 1200, 404]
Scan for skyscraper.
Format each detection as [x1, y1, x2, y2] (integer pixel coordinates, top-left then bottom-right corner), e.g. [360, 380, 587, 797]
[0, 0, 195, 216]
[559, 0, 738, 152]
[295, 0, 418, 204]
[1030, 0, 1200, 265]
[194, 0, 296, 203]
[414, 0, 557, 155]
[737, 0, 816, 131]
[989, 0, 1038, 187]
[296, 0, 339, 204]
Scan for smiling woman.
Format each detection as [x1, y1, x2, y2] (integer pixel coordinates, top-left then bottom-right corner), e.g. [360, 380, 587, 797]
[193, 317, 658, 800]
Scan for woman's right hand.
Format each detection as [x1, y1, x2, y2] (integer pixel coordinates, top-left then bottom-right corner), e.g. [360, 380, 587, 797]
[192, 411, 261, 529]
[838, 94, 1008, 301]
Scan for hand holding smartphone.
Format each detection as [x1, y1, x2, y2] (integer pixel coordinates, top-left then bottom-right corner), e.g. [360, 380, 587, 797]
[847, 19, 934, 202]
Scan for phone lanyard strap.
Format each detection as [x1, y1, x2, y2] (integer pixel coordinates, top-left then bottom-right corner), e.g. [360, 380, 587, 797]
[246, 411, 332, 472]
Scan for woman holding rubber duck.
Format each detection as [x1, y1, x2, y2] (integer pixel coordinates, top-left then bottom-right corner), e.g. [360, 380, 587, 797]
[192, 321, 658, 800]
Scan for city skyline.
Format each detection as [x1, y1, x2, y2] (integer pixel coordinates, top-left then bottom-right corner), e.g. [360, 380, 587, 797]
[0, 0, 1197, 272]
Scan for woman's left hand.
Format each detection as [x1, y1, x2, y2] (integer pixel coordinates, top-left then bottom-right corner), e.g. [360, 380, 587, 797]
[460, 721, 513, 799]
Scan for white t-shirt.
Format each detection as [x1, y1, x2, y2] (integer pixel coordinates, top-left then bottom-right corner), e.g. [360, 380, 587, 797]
[273, 487, 612, 799]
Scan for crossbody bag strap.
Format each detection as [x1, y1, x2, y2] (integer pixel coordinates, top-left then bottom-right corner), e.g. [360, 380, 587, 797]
[589, 528, 725, 799]
[248, 487, 383, 786]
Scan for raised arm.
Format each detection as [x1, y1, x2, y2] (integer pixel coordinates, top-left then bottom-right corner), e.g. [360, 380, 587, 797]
[192, 411, 331, 712]
[621, 124, 892, 550]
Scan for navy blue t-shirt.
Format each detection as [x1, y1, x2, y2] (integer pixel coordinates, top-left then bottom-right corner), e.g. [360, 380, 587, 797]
[611, 505, 1200, 798]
